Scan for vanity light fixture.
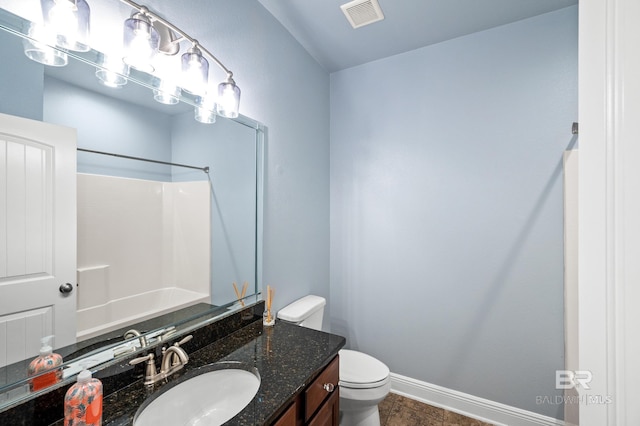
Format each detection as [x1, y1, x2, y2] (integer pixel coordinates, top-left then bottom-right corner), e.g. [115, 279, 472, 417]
[23, 0, 242, 122]
[40, 0, 91, 52]
[119, 0, 242, 118]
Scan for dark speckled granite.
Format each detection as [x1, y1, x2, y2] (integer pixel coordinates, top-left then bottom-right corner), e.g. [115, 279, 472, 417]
[0, 301, 346, 426]
[93, 321, 344, 426]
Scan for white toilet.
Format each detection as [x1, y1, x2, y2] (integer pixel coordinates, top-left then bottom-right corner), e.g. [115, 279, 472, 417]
[277, 295, 391, 426]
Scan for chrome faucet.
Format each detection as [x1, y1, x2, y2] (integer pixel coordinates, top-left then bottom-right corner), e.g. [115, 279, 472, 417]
[129, 335, 193, 386]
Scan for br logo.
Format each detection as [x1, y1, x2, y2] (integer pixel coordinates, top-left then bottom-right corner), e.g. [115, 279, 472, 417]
[556, 370, 592, 390]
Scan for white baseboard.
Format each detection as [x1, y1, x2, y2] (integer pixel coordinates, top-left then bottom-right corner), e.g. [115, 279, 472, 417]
[390, 373, 565, 426]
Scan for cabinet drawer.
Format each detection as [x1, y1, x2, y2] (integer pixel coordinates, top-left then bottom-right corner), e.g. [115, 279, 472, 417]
[304, 355, 339, 421]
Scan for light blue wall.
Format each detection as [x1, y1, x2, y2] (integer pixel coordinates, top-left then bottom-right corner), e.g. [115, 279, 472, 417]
[43, 77, 174, 180]
[227, 2, 332, 310]
[0, 29, 43, 120]
[171, 111, 258, 305]
[330, 6, 577, 420]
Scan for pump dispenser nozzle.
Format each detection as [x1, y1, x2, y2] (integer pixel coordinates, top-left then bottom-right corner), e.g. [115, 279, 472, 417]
[39, 335, 54, 356]
[77, 361, 94, 383]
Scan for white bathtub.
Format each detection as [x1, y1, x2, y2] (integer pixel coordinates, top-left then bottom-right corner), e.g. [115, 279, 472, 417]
[76, 287, 210, 341]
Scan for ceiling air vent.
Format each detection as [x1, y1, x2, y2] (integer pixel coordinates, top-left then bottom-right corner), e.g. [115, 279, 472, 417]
[340, 0, 385, 29]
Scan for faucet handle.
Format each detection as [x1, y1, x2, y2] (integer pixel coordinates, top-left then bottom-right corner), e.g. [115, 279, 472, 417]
[129, 353, 157, 385]
[129, 352, 154, 366]
[175, 335, 193, 347]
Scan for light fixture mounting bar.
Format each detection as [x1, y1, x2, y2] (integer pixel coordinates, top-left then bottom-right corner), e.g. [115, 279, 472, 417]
[118, 0, 233, 77]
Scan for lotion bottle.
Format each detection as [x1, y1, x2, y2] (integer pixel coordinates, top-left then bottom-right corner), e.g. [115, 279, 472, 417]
[64, 364, 103, 426]
[27, 335, 63, 391]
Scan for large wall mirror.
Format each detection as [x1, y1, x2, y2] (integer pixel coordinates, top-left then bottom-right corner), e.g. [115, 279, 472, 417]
[0, 5, 264, 409]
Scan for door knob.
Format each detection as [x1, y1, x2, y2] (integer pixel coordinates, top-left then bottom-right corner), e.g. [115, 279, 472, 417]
[59, 283, 74, 294]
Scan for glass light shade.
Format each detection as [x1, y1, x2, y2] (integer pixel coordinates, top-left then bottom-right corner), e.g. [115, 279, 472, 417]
[216, 79, 241, 118]
[96, 69, 127, 88]
[40, 0, 90, 52]
[123, 14, 159, 72]
[181, 47, 209, 95]
[96, 56, 129, 88]
[154, 82, 180, 105]
[152, 54, 181, 104]
[23, 23, 68, 66]
[195, 94, 216, 124]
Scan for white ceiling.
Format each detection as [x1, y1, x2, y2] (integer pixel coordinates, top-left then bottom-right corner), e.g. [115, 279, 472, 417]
[256, 0, 578, 73]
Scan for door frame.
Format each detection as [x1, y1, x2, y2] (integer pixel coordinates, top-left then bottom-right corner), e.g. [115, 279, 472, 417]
[578, 0, 640, 423]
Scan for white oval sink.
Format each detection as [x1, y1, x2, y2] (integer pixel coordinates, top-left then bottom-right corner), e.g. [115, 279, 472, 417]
[134, 364, 260, 426]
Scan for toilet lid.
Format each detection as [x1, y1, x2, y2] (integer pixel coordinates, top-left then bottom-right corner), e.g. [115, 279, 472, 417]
[339, 349, 389, 387]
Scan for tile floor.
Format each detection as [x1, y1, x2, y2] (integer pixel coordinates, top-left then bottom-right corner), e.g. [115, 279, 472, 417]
[379, 393, 495, 426]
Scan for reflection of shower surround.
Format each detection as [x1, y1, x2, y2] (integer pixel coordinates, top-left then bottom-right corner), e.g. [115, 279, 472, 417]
[76, 173, 211, 341]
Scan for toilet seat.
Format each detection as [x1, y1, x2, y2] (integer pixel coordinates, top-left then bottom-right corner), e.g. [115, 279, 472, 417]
[340, 375, 390, 390]
[339, 349, 390, 389]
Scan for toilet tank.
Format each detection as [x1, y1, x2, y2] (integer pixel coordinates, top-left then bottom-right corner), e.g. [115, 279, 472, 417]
[277, 295, 326, 331]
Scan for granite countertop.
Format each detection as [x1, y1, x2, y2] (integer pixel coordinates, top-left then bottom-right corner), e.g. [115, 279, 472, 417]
[65, 320, 345, 426]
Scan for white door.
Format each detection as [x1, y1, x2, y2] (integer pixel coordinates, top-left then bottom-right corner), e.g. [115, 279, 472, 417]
[0, 112, 76, 368]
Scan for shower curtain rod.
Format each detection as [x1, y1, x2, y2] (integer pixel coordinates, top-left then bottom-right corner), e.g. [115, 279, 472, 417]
[77, 148, 210, 173]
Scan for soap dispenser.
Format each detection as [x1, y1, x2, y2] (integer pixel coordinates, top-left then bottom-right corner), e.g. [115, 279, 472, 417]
[27, 335, 63, 391]
[64, 363, 103, 426]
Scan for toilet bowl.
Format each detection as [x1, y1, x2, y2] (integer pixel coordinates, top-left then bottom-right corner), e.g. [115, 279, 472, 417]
[277, 295, 391, 426]
[338, 349, 390, 426]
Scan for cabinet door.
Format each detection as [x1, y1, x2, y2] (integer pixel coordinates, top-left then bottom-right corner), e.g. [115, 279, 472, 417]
[307, 390, 339, 426]
[273, 401, 298, 426]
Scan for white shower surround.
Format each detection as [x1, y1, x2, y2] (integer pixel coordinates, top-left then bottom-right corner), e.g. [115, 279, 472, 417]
[76, 287, 210, 340]
[76, 173, 211, 341]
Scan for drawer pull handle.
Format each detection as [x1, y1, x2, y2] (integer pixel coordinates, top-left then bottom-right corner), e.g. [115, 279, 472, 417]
[323, 383, 335, 393]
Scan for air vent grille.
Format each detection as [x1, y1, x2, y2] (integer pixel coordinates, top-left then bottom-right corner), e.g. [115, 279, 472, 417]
[340, 0, 385, 29]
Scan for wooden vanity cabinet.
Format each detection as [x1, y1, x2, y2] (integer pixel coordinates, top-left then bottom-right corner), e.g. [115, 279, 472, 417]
[272, 355, 340, 426]
[273, 403, 298, 426]
[306, 390, 339, 426]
